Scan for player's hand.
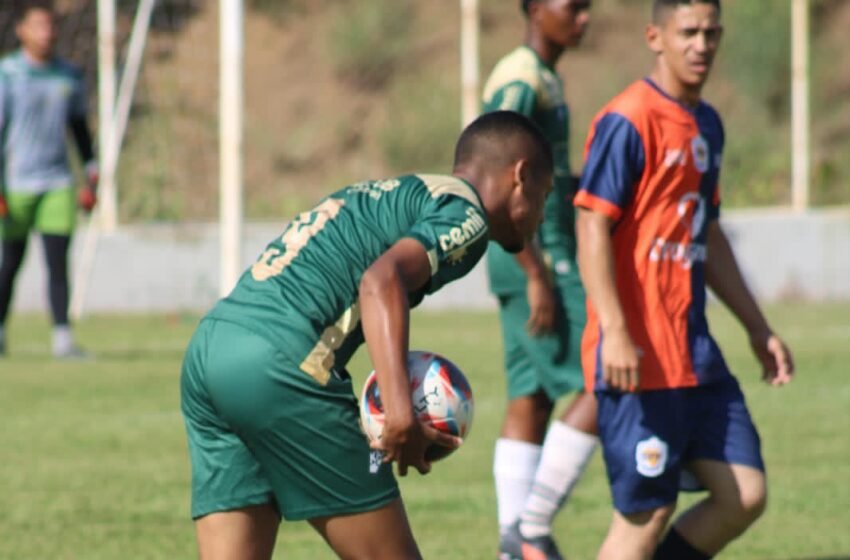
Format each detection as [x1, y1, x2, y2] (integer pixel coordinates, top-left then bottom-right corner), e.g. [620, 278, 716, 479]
[601, 326, 640, 392]
[375, 417, 461, 476]
[526, 273, 556, 336]
[78, 186, 97, 213]
[749, 330, 794, 386]
[0, 194, 7, 218]
[85, 160, 100, 190]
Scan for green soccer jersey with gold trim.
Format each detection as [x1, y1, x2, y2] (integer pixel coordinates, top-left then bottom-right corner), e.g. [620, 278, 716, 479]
[482, 45, 576, 294]
[205, 174, 489, 386]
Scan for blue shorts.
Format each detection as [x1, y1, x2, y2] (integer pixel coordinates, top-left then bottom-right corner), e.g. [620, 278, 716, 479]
[597, 377, 764, 515]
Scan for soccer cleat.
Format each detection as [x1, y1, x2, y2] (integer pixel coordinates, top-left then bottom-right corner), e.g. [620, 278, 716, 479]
[498, 522, 523, 560]
[499, 522, 565, 560]
[520, 532, 564, 560]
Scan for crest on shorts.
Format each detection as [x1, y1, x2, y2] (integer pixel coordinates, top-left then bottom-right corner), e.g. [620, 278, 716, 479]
[635, 436, 668, 478]
[369, 450, 383, 474]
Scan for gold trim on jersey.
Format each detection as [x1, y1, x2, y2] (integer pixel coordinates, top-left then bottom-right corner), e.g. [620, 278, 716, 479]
[482, 46, 565, 112]
[426, 248, 439, 276]
[300, 303, 361, 386]
[416, 174, 483, 210]
[482, 47, 541, 103]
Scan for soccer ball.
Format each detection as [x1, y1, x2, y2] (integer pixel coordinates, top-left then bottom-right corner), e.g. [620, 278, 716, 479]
[360, 350, 474, 461]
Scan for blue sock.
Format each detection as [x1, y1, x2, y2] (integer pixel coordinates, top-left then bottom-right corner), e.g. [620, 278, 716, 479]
[653, 527, 712, 560]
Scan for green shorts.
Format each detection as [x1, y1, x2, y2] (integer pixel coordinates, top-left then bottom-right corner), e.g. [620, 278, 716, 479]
[180, 319, 399, 521]
[1, 187, 76, 240]
[498, 275, 587, 401]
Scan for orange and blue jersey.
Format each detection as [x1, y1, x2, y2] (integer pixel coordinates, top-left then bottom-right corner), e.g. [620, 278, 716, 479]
[574, 79, 732, 391]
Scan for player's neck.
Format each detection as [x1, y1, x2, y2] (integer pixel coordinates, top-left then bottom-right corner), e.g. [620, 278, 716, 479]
[525, 32, 564, 68]
[649, 68, 703, 109]
[22, 47, 52, 66]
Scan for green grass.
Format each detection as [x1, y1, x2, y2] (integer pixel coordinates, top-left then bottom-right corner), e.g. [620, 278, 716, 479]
[2, 303, 849, 559]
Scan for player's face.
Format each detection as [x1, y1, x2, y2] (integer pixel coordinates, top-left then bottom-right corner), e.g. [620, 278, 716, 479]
[648, 4, 722, 90]
[17, 9, 57, 61]
[535, 0, 591, 49]
[503, 164, 551, 253]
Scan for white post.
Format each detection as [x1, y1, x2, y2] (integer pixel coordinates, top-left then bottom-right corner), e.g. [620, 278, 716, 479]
[110, 0, 156, 167]
[460, 0, 480, 127]
[70, 0, 156, 321]
[791, 0, 810, 212]
[220, 0, 244, 297]
[97, 0, 118, 231]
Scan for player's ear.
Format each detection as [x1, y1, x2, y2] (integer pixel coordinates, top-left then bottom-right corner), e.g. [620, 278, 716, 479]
[512, 158, 530, 192]
[645, 23, 663, 53]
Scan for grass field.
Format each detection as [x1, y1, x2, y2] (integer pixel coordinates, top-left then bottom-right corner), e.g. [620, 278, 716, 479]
[1, 303, 849, 559]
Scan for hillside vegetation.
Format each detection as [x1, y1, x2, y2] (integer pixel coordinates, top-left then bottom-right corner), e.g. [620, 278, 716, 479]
[17, 0, 850, 221]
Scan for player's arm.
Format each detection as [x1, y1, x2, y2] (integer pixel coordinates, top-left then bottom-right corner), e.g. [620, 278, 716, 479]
[67, 73, 98, 212]
[0, 73, 7, 218]
[575, 208, 639, 391]
[574, 112, 646, 391]
[359, 238, 462, 476]
[515, 241, 556, 335]
[705, 221, 794, 385]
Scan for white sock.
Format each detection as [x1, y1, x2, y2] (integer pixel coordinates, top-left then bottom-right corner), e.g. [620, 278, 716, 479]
[519, 421, 598, 538]
[494, 438, 542, 534]
[52, 325, 74, 354]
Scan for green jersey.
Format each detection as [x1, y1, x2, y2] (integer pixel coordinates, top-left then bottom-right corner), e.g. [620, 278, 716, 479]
[206, 174, 489, 386]
[482, 46, 576, 294]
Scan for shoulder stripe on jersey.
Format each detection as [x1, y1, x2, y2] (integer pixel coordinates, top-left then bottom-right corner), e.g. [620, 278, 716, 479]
[573, 191, 623, 221]
[416, 174, 483, 210]
[482, 47, 540, 102]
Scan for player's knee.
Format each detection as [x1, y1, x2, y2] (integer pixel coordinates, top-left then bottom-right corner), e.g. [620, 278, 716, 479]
[611, 504, 677, 554]
[715, 480, 767, 530]
[737, 482, 767, 524]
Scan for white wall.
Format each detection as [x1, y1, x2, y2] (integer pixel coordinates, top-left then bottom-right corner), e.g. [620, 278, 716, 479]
[9, 209, 850, 316]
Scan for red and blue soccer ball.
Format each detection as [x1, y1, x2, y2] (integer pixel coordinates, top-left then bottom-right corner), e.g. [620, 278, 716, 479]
[360, 350, 475, 461]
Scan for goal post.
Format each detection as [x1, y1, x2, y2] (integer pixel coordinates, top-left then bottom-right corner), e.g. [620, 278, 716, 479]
[219, 0, 245, 298]
[71, 0, 156, 321]
[460, 0, 480, 128]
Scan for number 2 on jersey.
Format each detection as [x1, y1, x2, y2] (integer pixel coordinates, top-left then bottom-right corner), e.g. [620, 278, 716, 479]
[251, 198, 346, 281]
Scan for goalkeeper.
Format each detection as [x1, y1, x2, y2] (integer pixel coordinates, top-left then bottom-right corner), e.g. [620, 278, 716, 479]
[0, 1, 98, 359]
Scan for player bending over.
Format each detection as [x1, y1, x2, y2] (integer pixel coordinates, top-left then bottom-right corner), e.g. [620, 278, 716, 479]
[180, 111, 553, 560]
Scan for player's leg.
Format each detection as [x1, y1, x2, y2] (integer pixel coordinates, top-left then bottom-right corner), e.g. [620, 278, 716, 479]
[213, 337, 405, 557]
[0, 239, 27, 354]
[0, 192, 38, 355]
[598, 505, 677, 560]
[309, 498, 421, 560]
[35, 187, 80, 358]
[518, 393, 597, 543]
[494, 295, 552, 553]
[41, 233, 78, 356]
[518, 280, 597, 548]
[195, 505, 279, 560]
[654, 461, 765, 559]
[181, 320, 280, 559]
[655, 378, 767, 558]
[595, 389, 689, 560]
